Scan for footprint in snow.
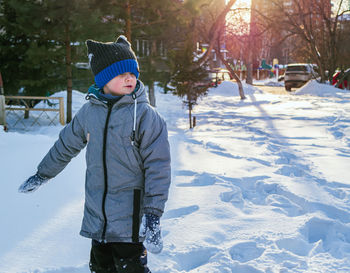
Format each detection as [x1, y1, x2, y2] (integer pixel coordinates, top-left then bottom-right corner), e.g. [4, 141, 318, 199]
[275, 165, 306, 177]
[220, 186, 243, 204]
[276, 237, 312, 257]
[177, 172, 217, 187]
[328, 124, 347, 140]
[266, 194, 304, 217]
[324, 186, 347, 200]
[274, 151, 297, 165]
[230, 263, 264, 273]
[173, 247, 218, 271]
[203, 231, 227, 245]
[174, 170, 197, 176]
[205, 141, 226, 151]
[299, 217, 350, 259]
[229, 241, 265, 263]
[210, 150, 243, 159]
[335, 147, 350, 157]
[162, 205, 199, 220]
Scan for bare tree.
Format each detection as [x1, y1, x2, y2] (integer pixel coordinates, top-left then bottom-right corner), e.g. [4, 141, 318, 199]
[225, 6, 256, 85]
[195, 0, 246, 99]
[268, 0, 350, 82]
[215, 26, 246, 99]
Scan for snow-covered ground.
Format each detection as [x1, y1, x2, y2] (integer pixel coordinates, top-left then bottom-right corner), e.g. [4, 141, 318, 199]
[253, 77, 284, 87]
[1, 80, 350, 273]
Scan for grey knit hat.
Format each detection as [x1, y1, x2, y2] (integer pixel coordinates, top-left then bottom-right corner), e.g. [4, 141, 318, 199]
[86, 35, 139, 88]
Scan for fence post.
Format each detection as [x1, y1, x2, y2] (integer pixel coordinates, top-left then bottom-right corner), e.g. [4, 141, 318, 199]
[59, 97, 65, 125]
[0, 71, 6, 129]
[0, 95, 6, 128]
[21, 99, 30, 119]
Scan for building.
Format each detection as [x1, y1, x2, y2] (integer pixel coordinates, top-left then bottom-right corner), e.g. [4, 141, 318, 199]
[251, 0, 332, 65]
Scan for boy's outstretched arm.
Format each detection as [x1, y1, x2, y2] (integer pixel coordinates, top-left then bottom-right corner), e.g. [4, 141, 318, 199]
[19, 108, 87, 193]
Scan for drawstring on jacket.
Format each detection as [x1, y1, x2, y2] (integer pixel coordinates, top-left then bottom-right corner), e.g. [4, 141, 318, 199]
[86, 84, 139, 146]
[131, 93, 137, 146]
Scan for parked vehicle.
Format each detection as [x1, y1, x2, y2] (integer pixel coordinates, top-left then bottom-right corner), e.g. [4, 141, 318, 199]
[284, 63, 318, 91]
[332, 69, 350, 90]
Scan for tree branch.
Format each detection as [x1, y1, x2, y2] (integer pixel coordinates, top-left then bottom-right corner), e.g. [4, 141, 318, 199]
[196, 0, 238, 66]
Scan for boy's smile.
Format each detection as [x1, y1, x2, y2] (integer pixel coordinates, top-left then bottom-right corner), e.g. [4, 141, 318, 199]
[103, 72, 137, 96]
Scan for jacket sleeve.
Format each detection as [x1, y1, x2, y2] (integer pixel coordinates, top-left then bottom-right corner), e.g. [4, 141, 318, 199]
[37, 106, 87, 178]
[139, 107, 171, 217]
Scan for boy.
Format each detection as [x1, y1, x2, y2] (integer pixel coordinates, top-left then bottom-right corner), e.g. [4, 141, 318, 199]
[18, 35, 171, 273]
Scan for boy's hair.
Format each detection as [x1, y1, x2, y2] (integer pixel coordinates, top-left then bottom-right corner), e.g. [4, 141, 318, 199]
[86, 35, 139, 88]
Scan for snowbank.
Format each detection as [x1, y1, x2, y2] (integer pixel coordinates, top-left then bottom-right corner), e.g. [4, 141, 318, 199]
[208, 80, 263, 97]
[294, 80, 350, 98]
[34, 90, 87, 116]
[254, 78, 285, 87]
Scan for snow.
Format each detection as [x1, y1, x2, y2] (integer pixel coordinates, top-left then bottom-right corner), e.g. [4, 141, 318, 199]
[209, 81, 263, 97]
[294, 80, 350, 98]
[254, 78, 285, 87]
[1, 80, 350, 273]
[35, 90, 87, 115]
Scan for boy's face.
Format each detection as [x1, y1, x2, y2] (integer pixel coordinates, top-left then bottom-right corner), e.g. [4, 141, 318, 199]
[103, 72, 137, 96]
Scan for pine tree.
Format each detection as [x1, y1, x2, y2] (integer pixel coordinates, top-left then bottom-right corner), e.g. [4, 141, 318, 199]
[39, 0, 111, 123]
[0, 0, 65, 96]
[169, 37, 210, 129]
[1, 0, 113, 123]
[106, 0, 182, 107]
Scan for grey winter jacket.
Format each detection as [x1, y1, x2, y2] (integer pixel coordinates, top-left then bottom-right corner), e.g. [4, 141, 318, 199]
[37, 80, 171, 243]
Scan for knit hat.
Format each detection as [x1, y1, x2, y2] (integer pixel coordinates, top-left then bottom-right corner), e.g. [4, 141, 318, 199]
[86, 35, 139, 88]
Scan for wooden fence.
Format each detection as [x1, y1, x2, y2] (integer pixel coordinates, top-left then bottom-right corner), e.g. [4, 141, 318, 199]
[3, 96, 65, 130]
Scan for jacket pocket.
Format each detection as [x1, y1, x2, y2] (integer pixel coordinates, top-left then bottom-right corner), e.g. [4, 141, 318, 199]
[123, 137, 144, 173]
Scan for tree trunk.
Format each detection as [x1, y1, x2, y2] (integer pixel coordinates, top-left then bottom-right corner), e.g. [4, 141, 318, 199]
[189, 102, 193, 129]
[147, 40, 157, 107]
[246, 58, 253, 85]
[0, 72, 7, 129]
[215, 48, 246, 99]
[125, 1, 132, 42]
[148, 81, 156, 107]
[196, 0, 237, 66]
[246, 36, 253, 85]
[0, 72, 4, 95]
[65, 23, 73, 123]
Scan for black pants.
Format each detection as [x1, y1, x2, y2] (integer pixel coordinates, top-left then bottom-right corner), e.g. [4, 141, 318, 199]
[89, 240, 151, 273]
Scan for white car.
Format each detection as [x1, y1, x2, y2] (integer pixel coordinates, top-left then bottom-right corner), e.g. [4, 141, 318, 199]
[284, 63, 318, 91]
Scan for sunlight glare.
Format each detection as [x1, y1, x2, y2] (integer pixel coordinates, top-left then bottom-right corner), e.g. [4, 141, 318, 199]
[226, 0, 251, 8]
[226, 0, 252, 34]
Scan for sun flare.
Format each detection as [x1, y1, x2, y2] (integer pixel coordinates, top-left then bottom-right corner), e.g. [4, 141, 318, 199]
[226, 0, 252, 33]
[226, 0, 251, 8]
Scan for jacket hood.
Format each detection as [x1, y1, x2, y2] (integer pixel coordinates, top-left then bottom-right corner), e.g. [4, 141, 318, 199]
[86, 80, 149, 106]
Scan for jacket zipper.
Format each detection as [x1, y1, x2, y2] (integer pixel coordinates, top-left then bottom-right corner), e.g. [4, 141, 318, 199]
[101, 102, 113, 242]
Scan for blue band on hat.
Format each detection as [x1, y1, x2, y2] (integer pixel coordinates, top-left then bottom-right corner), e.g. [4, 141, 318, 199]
[95, 59, 139, 88]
